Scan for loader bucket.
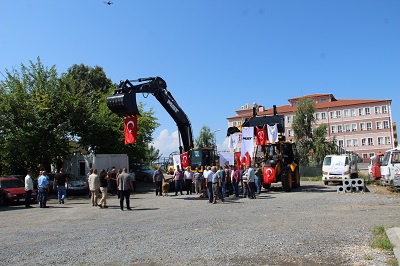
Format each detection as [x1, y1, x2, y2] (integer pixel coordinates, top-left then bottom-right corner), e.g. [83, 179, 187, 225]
[106, 91, 140, 117]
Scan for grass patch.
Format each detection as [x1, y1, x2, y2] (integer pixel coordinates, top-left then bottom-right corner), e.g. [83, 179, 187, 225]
[370, 226, 395, 251]
[301, 176, 322, 181]
[387, 258, 399, 266]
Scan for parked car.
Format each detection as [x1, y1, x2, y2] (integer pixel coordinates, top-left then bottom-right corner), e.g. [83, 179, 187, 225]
[131, 164, 155, 183]
[48, 173, 88, 195]
[66, 173, 88, 194]
[0, 177, 37, 205]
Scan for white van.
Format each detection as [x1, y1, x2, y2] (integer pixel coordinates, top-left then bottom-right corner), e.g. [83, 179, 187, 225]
[379, 148, 400, 186]
[322, 154, 358, 185]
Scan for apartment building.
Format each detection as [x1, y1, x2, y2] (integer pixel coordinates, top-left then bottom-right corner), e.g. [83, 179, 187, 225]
[226, 94, 396, 162]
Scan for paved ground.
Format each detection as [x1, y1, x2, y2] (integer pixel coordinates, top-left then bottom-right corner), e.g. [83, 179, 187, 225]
[1, 181, 399, 266]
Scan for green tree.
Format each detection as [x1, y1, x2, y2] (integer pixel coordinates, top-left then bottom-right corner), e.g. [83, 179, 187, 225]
[194, 126, 215, 148]
[312, 124, 337, 166]
[292, 98, 316, 166]
[0, 58, 71, 174]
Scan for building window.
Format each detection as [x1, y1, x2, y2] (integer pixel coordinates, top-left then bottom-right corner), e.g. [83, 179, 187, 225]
[361, 138, 366, 146]
[383, 121, 389, 129]
[365, 107, 371, 115]
[287, 129, 293, 137]
[382, 105, 388, 114]
[287, 116, 292, 123]
[345, 124, 351, 132]
[368, 138, 374, 146]
[375, 106, 381, 114]
[344, 109, 350, 117]
[315, 113, 320, 120]
[233, 121, 237, 126]
[366, 122, 372, 131]
[321, 112, 326, 120]
[331, 125, 336, 134]
[351, 123, 357, 132]
[385, 136, 391, 145]
[337, 125, 343, 133]
[353, 139, 358, 147]
[330, 111, 335, 119]
[360, 123, 365, 131]
[338, 140, 344, 147]
[378, 137, 383, 145]
[376, 121, 382, 130]
[369, 153, 375, 158]
[351, 109, 356, 117]
[346, 139, 352, 147]
[359, 108, 364, 116]
[363, 153, 368, 159]
[336, 110, 341, 118]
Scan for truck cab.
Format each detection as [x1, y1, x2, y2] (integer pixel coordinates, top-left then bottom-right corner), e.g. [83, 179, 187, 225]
[322, 154, 358, 185]
[379, 148, 400, 186]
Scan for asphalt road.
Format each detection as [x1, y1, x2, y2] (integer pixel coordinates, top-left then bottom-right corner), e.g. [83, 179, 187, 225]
[0, 181, 399, 266]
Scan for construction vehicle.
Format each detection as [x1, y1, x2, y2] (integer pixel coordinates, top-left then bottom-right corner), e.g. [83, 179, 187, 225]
[106, 77, 217, 172]
[238, 105, 300, 192]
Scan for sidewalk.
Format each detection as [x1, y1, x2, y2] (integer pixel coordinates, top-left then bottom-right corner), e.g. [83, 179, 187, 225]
[386, 227, 400, 263]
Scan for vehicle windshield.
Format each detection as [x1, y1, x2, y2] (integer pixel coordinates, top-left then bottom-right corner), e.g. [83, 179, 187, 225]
[0, 179, 24, 188]
[141, 165, 151, 170]
[381, 152, 391, 166]
[323, 157, 331, 166]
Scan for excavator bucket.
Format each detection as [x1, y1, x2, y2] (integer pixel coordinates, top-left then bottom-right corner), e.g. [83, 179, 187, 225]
[106, 91, 140, 117]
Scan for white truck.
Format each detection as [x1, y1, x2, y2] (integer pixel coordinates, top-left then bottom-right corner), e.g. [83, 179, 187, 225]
[379, 148, 400, 187]
[322, 154, 358, 185]
[63, 154, 129, 179]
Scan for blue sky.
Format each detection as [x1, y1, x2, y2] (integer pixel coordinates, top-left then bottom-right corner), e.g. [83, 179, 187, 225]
[1, 0, 399, 158]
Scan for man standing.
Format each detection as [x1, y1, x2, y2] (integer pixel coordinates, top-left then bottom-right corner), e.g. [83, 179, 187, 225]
[108, 167, 117, 196]
[98, 169, 108, 208]
[129, 168, 136, 192]
[24, 169, 34, 208]
[153, 166, 165, 196]
[184, 167, 194, 195]
[254, 163, 262, 194]
[173, 165, 183, 196]
[211, 166, 224, 204]
[193, 167, 203, 195]
[247, 164, 256, 199]
[88, 169, 100, 207]
[54, 168, 68, 204]
[37, 171, 49, 208]
[117, 168, 133, 210]
[203, 166, 213, 203]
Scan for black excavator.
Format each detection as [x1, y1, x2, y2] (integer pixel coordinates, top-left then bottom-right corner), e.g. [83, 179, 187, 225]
[106, 77, 217, 171]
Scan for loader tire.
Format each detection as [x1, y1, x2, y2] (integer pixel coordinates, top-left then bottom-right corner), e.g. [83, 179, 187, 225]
[281, 169, 292, 192]
[292, 167, 300, 189]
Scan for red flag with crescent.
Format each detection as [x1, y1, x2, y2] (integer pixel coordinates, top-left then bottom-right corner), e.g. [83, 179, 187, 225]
[256, 126, 267, 146]
[263, 166, 275, 184]
[235, 152, 242, 170]
[180, 152, 190, 169]
[124, 116, 138, 144]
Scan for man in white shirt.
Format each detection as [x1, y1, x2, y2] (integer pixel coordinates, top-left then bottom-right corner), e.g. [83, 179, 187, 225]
[24, 169, 34, 208]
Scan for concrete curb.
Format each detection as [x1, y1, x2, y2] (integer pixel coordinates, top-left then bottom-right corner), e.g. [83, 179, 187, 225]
[386, 227, 400, 263]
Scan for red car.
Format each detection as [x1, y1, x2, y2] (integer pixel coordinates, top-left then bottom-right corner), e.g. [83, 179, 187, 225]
[0, 177, 37, 205]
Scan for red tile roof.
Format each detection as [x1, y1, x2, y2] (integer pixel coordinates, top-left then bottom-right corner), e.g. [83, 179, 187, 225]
[227, 95, 391, 120]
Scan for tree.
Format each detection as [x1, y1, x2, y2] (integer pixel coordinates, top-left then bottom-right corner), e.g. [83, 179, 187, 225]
[292, 98, 316, 166]
[312, 124, 337, 166]
[194, 126, 215, 148]
[0, 58, 71, 174]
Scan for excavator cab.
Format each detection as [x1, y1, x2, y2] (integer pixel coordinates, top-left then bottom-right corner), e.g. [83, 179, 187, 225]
[189, 148, 217, 172]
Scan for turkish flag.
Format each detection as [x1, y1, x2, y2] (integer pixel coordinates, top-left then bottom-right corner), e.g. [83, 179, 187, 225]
[263, 166, 275, 184]
[235, 152, 242, 170]
[256, 126, 267, 146]
[124, 116, 138, 144]
[180, 152, 190, 169]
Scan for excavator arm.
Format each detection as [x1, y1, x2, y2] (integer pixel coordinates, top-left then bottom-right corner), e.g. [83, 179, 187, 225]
[106, 77, 194, 153]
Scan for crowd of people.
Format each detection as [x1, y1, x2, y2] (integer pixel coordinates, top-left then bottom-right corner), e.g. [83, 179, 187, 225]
[156, 163, 263, 204]
[22, 162, 262, 209]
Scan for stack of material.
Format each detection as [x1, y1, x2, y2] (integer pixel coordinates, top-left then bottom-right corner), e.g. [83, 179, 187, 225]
[337, 178, 365, 193]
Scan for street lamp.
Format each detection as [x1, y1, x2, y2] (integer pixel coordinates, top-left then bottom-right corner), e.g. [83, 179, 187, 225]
[213, 129, 221, 153]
